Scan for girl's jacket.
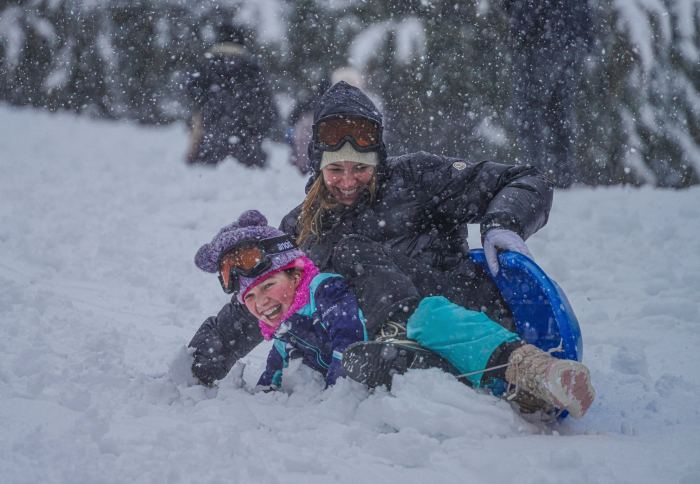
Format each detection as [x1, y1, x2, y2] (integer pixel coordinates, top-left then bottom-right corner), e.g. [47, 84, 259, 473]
[256, 273, 367, 389]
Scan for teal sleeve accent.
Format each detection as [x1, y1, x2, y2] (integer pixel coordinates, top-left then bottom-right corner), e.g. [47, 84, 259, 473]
[273, 339, 289, 368]
[271, 370, 283, 388]
[406, 296, 520, 387]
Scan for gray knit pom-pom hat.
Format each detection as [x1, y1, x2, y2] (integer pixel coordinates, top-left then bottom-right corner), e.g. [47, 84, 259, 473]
[194, 210, 304, 300]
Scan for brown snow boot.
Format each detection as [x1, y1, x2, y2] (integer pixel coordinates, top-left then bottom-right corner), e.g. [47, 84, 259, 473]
[505, 344, 595, 418]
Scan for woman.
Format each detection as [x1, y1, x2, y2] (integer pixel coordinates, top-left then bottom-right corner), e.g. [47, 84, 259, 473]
[279, 81, 550, 335]
[189, 81, 553, 390]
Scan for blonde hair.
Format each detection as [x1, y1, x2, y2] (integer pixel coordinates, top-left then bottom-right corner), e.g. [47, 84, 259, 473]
[296, 173, 377, 246]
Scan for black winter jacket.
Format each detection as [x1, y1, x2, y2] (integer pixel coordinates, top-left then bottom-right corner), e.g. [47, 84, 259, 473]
[281, 152, 552, 274]
[284, 81, 552, 274]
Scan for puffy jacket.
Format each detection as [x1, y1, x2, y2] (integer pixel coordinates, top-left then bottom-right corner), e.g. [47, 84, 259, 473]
[282, 152, 552, 273]
[257, 273, 367, 389]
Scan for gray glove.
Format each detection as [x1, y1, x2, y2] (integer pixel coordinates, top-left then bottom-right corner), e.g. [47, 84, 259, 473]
[483, 228, 533, 275]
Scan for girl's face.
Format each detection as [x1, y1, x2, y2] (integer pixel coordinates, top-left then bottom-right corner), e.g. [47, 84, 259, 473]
[321, 161, 375, 206]
[243, 271, 300, 327]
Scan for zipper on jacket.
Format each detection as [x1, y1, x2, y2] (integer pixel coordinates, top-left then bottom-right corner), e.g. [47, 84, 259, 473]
[287, 330, 330, 369]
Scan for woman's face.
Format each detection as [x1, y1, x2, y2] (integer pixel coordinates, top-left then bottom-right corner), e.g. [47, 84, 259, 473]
[321, 161, 375, 206]
[243, 271, 300, 327]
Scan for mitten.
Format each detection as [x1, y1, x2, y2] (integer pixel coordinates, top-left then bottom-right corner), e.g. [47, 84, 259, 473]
[482, 228, 533, 275]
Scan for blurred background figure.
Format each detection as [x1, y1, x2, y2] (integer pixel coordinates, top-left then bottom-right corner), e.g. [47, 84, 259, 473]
[505, 0, 593, 187]
[186, 23, 278, 167]
[286, 66, 383, 175]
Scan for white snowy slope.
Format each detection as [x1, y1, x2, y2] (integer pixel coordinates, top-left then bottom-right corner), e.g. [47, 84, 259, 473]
[1, 106, 699, 484]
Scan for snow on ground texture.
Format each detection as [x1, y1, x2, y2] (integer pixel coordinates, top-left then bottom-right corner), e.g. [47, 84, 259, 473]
[1, 106, 699, 484]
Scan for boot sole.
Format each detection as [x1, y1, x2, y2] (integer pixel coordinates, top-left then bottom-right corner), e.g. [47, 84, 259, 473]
[342, 340, 457, 389]
[547, 361, 595, 418]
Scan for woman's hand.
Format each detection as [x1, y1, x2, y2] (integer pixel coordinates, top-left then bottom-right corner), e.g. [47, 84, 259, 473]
[483, 228, 533, 275]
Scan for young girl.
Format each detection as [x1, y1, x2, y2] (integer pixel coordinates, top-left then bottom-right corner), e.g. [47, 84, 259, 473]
[194, 209, 368, 389]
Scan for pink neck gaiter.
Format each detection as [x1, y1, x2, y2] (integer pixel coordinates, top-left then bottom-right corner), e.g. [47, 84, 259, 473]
[257, 256, 320, 340]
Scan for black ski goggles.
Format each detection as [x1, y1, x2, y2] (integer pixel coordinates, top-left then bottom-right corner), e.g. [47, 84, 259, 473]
[217, 235, 297, 294]
[314, 116, 382, 153]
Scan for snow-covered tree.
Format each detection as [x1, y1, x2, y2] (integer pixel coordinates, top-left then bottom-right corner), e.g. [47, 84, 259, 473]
[0, 0, 697, 186]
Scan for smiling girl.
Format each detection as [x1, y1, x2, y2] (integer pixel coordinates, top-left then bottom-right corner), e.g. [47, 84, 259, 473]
[194, 210, 367, 390]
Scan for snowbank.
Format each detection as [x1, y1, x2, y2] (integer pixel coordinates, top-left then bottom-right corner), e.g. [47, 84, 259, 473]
[1, 107, 699, 483]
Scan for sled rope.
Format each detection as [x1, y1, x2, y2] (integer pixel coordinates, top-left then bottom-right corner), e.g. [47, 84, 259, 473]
[454, 339, 565, 392]
[504, 340, 565, 401]
[455, 362, 510, 380]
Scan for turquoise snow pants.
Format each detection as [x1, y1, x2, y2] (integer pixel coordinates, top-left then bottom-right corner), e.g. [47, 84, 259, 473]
[406, 296, 520, 387]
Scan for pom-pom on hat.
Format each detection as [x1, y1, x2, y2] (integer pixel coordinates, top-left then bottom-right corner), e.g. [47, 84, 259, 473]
[194, 210, 304, 302]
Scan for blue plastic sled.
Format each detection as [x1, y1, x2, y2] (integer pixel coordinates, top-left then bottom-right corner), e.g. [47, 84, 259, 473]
[469, 249, 582, 362]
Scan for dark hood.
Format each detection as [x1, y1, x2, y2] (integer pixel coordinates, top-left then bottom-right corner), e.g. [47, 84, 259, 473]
[306, 81, 388, 187]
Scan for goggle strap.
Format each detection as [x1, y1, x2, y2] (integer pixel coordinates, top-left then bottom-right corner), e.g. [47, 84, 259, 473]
[217, 235, 296, 268]
[316, 114, 381, 126]
[254, 235, 297, 256]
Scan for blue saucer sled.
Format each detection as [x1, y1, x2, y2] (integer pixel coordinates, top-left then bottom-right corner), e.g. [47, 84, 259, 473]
[342, 249, 583, 418]
[469, 249, 583, 362]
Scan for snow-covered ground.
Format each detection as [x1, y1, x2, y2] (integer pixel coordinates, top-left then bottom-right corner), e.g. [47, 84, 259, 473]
[1, 106, 699, 484]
